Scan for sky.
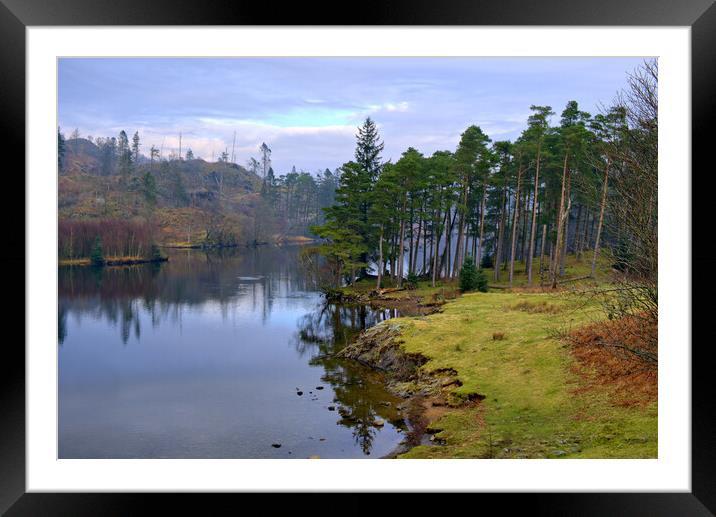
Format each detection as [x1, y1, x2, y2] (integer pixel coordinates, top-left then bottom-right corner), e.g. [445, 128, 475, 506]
[58, 57, 646, 174]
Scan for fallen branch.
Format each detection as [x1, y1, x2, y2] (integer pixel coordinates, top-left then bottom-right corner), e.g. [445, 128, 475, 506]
[377, 287, 406, 295]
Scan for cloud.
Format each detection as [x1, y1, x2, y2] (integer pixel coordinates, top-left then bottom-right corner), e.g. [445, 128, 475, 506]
[59, 57, 645, 172]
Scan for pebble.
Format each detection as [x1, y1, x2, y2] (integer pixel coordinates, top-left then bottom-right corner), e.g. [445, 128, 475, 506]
[297, 391, 303, 396]
[373, 419, 385, 427]
[271, 443, 281, 448]
[328, 406, 336, 411]
[316, 386, 324, 390]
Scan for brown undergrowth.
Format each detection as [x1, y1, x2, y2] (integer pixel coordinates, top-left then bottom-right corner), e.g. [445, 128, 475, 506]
[566, 315, 657, 407]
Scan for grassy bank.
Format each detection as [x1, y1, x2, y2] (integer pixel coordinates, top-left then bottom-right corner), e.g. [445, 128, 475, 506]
[337, 255, 657, 459]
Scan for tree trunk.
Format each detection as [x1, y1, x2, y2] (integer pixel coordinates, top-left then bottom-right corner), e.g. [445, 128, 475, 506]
[560, 170, 572, 277]
[539, 224, 547, 286]
[551, 153, 570, 288]
[591, 158, 610, 277]
[580, 209, 590, 255]
[526, 147, 542, 285]
[432, 209, 441, 286]
[519, 186, 529, 262]
[376, 223, 384, 289]
[494, 187, 507, 282]
[508, 165, 524, 286]
[574, 204, 583, 260]
[452, 185, 468, 278]
[477, 192, 486, 269]
[408, 202, 415, 275]
[397, 217, 406, 288]
[413, 213, 423, 275]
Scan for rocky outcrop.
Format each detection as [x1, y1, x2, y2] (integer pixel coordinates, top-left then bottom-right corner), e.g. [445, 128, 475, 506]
[337, 322, 463, 401]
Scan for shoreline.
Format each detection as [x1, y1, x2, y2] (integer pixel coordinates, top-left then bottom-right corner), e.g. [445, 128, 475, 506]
[336, 318, 470, 458]
[59, 256, 169, 267]
[161, 235, 318, 250]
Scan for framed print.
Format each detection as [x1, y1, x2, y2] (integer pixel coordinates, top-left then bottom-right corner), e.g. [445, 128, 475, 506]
[4, 0, 714, 513]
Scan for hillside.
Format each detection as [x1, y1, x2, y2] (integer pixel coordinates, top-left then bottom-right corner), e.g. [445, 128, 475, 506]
[59, 138, 276, 246]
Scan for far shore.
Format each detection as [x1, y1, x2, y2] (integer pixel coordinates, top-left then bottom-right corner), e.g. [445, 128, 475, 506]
[58, 256, 168, 267]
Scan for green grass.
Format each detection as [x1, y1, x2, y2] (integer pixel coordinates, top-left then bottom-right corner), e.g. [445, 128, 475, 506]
[485, 249, 614, 288]
[391, 289, 656, 458]
[342, 251, 614, 299]
[336, 254, 656, 458]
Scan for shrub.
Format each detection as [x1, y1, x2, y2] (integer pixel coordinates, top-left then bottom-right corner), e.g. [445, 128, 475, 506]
[90, 237, 105, 266]
[460, 255, 488, 293]
[405, 272, 419, 290]
[58, 218, 156, 259]
[150, 244, 165, 261]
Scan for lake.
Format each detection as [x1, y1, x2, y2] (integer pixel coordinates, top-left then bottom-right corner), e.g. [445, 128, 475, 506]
[58, 245, 408, 458]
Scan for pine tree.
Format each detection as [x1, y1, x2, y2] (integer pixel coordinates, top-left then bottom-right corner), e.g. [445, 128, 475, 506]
[117, 130, 132, 182]
[131, 131, 141, 163]
[58, 127, 66, 171]
[355, 117, 384, 183]
[459, 255, 487, 292]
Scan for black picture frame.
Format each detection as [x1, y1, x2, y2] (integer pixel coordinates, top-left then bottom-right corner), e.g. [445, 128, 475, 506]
[4, 0, 714, 513]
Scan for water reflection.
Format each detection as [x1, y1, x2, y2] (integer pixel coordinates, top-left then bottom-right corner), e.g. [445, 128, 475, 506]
[59, 247, 315, 345]
[293, 303, 403, 454]
[59, 246, 405, 458]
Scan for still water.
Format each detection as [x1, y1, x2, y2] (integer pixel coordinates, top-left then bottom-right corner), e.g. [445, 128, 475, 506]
[58, 246, 406, 458]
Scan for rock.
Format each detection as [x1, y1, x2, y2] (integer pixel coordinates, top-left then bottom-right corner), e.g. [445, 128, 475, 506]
[327, 406, 336, 411]
[316, 386, 324, 390]
[373, 418, 385, 427]
[296, 391, 303, 396]
[319, 438, 326, 441]
[271, 443, 281, 448]
[552, 450, 567, 457]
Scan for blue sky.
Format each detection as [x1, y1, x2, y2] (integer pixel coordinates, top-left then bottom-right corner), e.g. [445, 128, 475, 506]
[59, 57, 645, 173]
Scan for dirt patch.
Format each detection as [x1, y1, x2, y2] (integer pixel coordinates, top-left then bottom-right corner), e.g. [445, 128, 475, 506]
[369, 298, 440, 317]
[566, 316, 657, 407]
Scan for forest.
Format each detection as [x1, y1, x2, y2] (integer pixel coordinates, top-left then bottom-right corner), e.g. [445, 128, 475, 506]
[311, 61, 657, 299]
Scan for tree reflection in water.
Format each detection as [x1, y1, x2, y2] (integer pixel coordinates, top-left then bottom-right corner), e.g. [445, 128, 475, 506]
[293, 303, 404, 455]
[58, 247, 314, 345]
[59, 246, 407, 457]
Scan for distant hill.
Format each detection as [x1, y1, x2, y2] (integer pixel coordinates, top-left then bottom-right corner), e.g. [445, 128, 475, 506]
[62, 138, 102, 174]
[59, 138, 267, 246]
